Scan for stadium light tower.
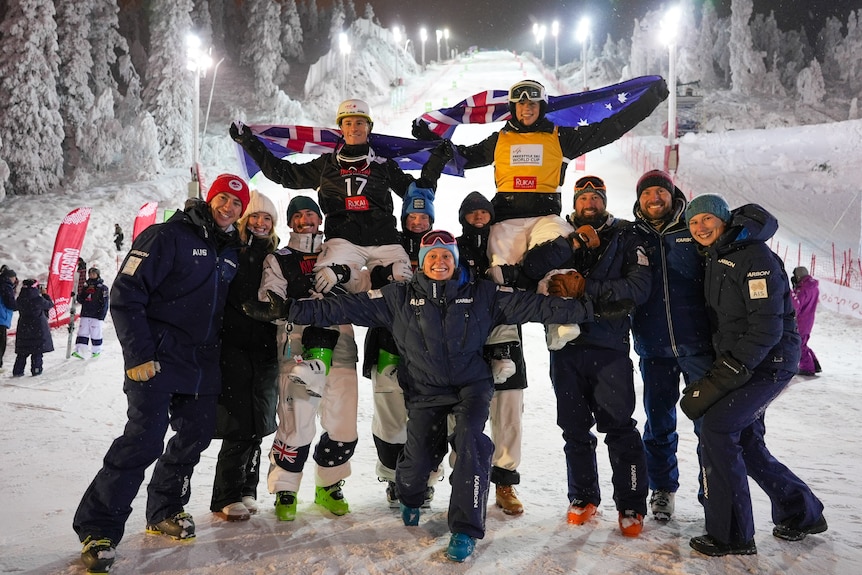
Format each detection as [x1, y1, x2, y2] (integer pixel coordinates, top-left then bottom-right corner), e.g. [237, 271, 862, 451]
[436, 29, 442, 62]
[552, 20, 559, 72]
[444, 28, 450, 59]
[186, 33, 212, 198]
[576, 17, 591, 91]
[420, 27, 427, 68]
[339, 33, 351, 100]
[661, 5, 682, 171]
[393, 26, 401, 85]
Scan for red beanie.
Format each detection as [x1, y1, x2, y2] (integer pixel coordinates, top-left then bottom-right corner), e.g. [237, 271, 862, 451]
[206, 174, 250, 214]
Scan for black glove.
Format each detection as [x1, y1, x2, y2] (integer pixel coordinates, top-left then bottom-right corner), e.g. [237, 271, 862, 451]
[680, 354, 751, 420]
[430, 139, 454, 162]
[592, 295, 635, 321]
[243, 290, 292, 322]
[569, 225, 600, 250]
[412, 118, 441, 141]
[229, 121, 255, 145]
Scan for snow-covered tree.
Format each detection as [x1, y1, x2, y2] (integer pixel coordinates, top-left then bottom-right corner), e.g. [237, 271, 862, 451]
[122, 111, 163, 177]
[328, 1, 346, 49]
[728, 0, 767, 94]
[343, 0, 357, 26]
[834, 11, 862, 93]
[0, 0, 64, 195]
[797, 58, 826, 105]
[242, 0, 282, 99]
[281, 0, 304, 62]
[363, 3, 375, 22]
[192, 0, 214, 48]
[143, 0, 195, 167]
[817, 16, 844, 82]
[90, 0, 141, 107]
[695, 2, 722, 89]
[56, 0, 96, 178]
[0, 134, 10, 201]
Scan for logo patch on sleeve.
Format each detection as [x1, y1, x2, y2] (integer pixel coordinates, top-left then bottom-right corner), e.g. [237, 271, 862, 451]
[748, 278, 768, 299]
[121, 255, 144, 276]
[636, 246, 649, 266]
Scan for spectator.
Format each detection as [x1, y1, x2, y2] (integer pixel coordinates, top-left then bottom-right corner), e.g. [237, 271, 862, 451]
[521, 175, 652, 538]
[0, 267, 18, 372]
[210, 190, 280, 521]
[244, 229, 624, 562]
[682, 194, 827, 556]
[73, 174, 248, 574]
[12, 279, 53, 377]
[71, 267, 110, 359]
[630, 170, 714, 521]
[456, 191, 529, 516]
[791, 266, 821, 376]
[114, 224, 124, 251]
[257, 195, 359, 521]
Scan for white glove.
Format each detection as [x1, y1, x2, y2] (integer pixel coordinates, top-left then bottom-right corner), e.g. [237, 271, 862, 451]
[491, 358, 516, 384]
[315, 268, 339, 293]
[390, 261, 413, 282]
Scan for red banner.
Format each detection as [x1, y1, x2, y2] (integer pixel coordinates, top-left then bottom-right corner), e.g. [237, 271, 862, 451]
[46, 207, 91, 328]
[132, 201, 159, 241]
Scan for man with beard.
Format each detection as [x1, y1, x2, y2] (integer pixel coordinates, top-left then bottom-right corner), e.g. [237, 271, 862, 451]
[521, 175, 652, 537]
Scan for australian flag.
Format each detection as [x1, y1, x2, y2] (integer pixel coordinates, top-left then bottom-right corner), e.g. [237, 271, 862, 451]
[235, 75, 666, 180]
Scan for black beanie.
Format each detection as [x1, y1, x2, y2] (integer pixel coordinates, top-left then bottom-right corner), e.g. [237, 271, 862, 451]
[636, 169, 675, 198]
[458, 192, 495, 228]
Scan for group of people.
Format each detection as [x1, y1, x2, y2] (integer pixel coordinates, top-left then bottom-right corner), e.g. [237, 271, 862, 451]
[72, 77, 826, 574]
[0, 265, 53, 377]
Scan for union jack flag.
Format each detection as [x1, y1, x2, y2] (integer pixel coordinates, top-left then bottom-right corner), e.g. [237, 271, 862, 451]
[234, 76, 666, 180]
[271, 440, 299, 464]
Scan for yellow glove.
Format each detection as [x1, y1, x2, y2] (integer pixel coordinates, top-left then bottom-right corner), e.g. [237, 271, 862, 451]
[126, 360, 160, 382]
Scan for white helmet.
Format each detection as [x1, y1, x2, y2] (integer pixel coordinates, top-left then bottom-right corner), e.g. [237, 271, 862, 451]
[335, 99, 373, 127]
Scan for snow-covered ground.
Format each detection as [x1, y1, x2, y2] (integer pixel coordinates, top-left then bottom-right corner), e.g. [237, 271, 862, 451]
[2, 50, 861, 574]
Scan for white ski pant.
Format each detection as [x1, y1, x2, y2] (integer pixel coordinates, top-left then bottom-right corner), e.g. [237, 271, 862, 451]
[314, 239, 411, 294]
[75, 317, 104, 354]
[487, 214, 575, 348]
[267, 324, 359, 494]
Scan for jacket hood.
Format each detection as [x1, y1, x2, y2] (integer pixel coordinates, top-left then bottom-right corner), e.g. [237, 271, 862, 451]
[715, 203, 779, 252]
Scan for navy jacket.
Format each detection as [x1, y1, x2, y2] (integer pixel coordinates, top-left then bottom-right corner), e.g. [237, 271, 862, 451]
[522, 215, 651, 352]
[700, 204, 800, 372]
[111, 202, 240, 395]
[288, 272, 594, 404]
[15, 286, 53, 354]
[77, 278, 110, 320]
[631, 193, 713, 359]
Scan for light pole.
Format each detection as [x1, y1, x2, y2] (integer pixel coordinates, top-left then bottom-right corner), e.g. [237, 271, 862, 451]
[339, 32, 351, 100]
[435, 29, 442, 62]
[186, 34, 212, 198]
[535, 24, 546, 63]
[552, 20, 559, 72]
[420, 27, 427, 69]
[444, 28, 450, 59]
[576, 17, 590, 91]
[661, 6, 681, 171]
[393, 26, 401, 86]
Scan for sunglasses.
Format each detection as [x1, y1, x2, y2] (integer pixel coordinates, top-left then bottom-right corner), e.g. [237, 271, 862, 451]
[509, 84, 546, 103]
[420, 230, 457, 248]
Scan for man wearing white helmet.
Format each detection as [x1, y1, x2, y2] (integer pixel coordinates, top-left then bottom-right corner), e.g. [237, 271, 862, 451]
[412, 77, 668, 516]
[231, 99, 452, 296]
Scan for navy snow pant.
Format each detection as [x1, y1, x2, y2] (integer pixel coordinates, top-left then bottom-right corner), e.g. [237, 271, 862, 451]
[699, 368, 824, 544]
[397, 384, 494, 539]
[550, 346, 648, 514]
[73, 388, 218, 544]
[640, 354, 712, 492]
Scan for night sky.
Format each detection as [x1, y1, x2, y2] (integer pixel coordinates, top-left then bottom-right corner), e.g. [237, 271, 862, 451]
[364, 0, 857, 63]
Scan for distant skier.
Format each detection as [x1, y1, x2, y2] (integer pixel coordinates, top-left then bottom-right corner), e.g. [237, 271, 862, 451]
[71, 267, 110, 359]
[113, 224, 124, 251]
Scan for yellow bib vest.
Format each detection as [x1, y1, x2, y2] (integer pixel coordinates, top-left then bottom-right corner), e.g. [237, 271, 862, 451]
[494, 127, 563, 194]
